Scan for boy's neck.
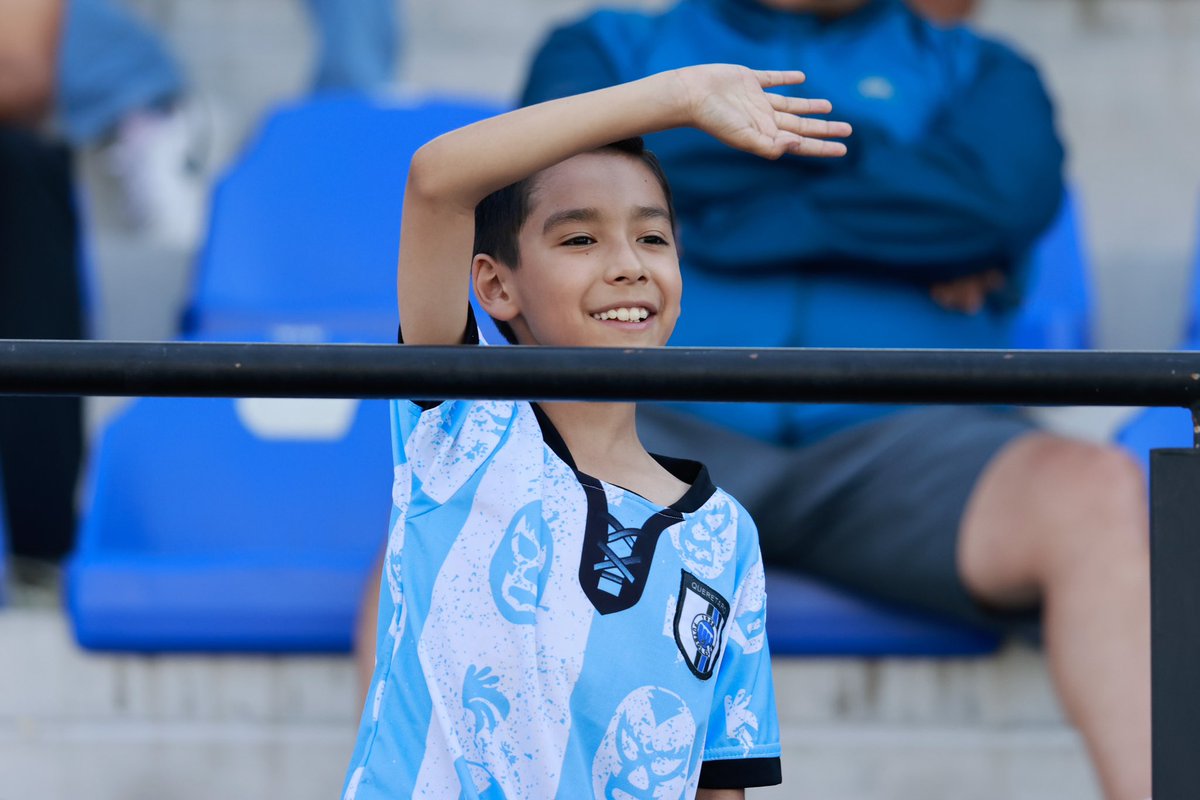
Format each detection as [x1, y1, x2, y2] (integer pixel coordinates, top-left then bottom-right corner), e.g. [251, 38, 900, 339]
[539, 401, 691, 507]
[538, 401, 641, 463]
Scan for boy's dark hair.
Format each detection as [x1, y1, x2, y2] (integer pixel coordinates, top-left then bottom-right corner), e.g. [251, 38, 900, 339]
[473, 137, 676, 344]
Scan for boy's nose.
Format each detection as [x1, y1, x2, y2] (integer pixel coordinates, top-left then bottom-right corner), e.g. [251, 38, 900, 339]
[608, 247, 650, 283]
[612, 269, 649, 284]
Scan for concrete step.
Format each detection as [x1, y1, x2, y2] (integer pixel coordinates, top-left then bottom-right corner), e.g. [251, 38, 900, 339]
[0, 609, 1098, 799]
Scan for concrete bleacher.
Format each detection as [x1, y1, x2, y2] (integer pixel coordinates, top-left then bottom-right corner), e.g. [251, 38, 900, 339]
[0, 607, 1098, 800]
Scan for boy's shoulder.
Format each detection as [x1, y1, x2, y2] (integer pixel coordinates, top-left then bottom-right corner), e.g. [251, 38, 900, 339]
[393, 398, 541, 502]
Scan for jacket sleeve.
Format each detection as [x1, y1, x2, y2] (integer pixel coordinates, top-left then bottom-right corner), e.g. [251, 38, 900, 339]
[520, 18, 625, 107]
[668, 40, 1067, 281]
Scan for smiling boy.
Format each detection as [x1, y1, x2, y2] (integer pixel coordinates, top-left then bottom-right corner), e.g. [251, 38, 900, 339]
[342, 65, 849, 799]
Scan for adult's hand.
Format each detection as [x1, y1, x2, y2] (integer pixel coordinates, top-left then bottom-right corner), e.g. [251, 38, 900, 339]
[0, 0, 61, 124]
[907, 0, 977, 23]
[929, 269, 1005, 314]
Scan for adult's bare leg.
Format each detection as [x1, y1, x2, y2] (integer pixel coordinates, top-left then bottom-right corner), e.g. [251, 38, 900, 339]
[958, 433, 1151, 800]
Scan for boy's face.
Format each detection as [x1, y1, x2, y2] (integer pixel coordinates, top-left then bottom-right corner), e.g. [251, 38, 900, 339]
[499, 152, 682, 348]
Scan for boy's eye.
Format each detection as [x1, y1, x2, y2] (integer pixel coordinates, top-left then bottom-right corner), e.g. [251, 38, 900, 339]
[562, 235, 596, 247]
[638, 234, 670, 246]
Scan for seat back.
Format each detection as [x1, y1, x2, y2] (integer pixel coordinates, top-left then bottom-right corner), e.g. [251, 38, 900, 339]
[1010, 188, 1093, 350]
[764, 570, 1001, 657]
[1116, 406, 1193, 473]
[1114, 195, 1200, 468]
[183, 93, 507, 343]
[68, 396, 392, 651]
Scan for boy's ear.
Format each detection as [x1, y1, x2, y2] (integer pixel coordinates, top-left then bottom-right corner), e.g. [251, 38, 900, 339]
[471, 254, 520, 322]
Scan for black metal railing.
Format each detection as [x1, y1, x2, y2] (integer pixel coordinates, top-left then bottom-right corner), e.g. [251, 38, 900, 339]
[1, 338, 1196, 798]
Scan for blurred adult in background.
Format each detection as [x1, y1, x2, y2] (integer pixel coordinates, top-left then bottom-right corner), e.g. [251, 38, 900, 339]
[521, 1, 1150, 798]
[56, 0, 402, 247]
[0, 0, 85, 565]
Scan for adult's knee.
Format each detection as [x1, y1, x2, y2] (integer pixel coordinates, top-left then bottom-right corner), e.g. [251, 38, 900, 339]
[1019, 437, 1148, 570]
[1036, 438, 1144, 518]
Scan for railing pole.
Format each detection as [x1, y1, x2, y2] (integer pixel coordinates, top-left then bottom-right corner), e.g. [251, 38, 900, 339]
[1150, 446, 1200, 799]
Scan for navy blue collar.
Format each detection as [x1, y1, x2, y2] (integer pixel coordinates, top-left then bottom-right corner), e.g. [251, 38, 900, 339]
[529, 403, 716, 514]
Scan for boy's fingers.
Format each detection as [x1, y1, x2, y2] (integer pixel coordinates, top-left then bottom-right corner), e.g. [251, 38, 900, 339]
[754, 69, 807, 88]
[768, 94, 832, 116]
[775, 113, 853, 139]
[783, 135, 848, 158]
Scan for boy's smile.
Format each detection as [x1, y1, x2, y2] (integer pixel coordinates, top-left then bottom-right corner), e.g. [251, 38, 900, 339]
[488, 151, 682, 348]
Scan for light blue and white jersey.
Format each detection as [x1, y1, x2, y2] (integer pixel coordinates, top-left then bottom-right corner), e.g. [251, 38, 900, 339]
[343, 397, 780, 799]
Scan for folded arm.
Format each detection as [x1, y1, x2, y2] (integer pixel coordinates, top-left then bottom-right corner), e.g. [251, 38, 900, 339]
[524, 26, 1064, 283]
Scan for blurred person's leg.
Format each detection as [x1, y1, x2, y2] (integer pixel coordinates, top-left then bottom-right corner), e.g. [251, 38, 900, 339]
[0, 127, 84, 562]
[303, 0, 398, 93]
[55, 0, 182, 144]
[355, 549, 384, 702]
[639, 405, 1150, 800]
[959, 435, 1150, 800]
[57, 0, 205, 247]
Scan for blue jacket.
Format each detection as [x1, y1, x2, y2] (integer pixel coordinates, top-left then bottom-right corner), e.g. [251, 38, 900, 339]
[521, 0, 1065, 442]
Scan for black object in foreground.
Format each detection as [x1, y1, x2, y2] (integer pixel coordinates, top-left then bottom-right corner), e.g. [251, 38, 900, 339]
[4, 340, 1200, 416]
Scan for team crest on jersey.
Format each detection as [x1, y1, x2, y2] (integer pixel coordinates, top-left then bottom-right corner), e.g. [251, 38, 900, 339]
[673, 571, 730, 680]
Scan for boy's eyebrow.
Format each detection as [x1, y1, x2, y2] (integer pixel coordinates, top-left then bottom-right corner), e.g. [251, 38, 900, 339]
[542, 207, 600, 233]
[632, 205, 671, 223]
[542, 205, 670, 234]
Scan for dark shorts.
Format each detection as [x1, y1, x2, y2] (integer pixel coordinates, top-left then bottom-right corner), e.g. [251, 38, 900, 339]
[637, 405, 1041, 637]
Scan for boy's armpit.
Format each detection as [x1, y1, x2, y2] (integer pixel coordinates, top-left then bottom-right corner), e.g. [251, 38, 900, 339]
[396, 305, 481, 346]
[398, 305, 481, 411]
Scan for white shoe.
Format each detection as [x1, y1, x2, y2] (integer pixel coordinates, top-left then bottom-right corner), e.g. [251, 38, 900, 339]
[104, 100, 211, 249]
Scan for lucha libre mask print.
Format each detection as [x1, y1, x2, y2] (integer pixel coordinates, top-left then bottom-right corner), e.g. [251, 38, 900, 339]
[723, 689, 760, 754]
[490, 502, 551, 624]
[593, 687, 696, 800]
[670, 497, 738, 581]
[728, 558, 766, 655]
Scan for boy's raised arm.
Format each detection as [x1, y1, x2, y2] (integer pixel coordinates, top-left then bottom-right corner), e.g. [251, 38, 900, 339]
[397, 65, 850, 345]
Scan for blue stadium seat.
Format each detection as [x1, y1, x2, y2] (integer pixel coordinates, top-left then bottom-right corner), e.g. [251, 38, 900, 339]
[1116, 407, 1194, 473]
[1185, 201, 1200, 347]
[67, 396, 391, 652]
[1010, 188, 1093, 350]
[764, 570, 1000, 656]
[182, 93, 507, 344]
[1114, 201, 1200, 469]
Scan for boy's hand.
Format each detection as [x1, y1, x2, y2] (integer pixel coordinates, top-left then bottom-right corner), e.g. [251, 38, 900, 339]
[675, 65, 850, 160]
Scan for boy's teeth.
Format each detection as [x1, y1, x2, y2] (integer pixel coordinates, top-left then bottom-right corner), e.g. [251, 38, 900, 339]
[592, 307, 649, 322]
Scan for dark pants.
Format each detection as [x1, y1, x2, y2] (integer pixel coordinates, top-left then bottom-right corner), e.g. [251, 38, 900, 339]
[0, 128, 85, 561]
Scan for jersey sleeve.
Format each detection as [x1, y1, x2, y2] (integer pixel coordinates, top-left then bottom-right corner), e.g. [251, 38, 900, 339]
[391, 303, 524, 506]
[698, 510, 782, 789]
